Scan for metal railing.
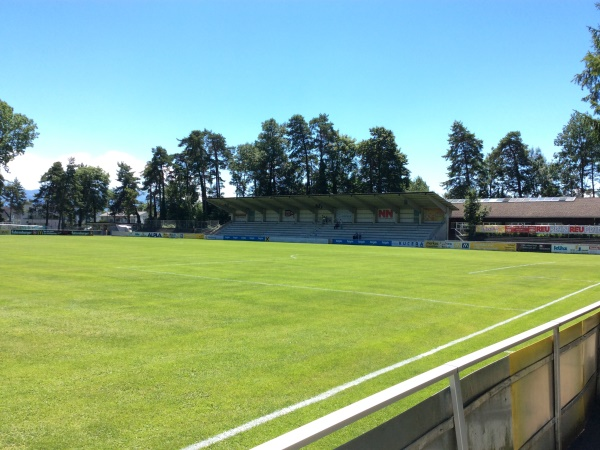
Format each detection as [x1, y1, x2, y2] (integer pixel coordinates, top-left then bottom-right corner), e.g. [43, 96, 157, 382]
[454, 228, 466, 241]
[253, 300, 600, 450]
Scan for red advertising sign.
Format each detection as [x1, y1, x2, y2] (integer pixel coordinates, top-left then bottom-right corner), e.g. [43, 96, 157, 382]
[378, 209, 393, 219]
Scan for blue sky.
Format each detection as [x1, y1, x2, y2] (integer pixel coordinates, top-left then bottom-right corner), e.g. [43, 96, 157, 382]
[0, 0, 596, 195]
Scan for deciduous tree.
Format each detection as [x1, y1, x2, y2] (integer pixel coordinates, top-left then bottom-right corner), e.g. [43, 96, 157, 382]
[0, 99, 38, 193]
[463, 188, 489, 239]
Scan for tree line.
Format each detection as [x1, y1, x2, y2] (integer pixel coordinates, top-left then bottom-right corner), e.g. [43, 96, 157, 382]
[5, 116, 419, 226]
[141, 117, 415, 223]
[442, 112, 600, 199]
[2, 110, 599, 227]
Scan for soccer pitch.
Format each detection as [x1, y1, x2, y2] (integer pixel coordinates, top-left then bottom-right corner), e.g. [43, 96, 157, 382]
[2, 236, 600, 449]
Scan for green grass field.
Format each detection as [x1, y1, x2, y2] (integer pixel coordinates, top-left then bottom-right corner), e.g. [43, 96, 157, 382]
[2, 236, 600, 449]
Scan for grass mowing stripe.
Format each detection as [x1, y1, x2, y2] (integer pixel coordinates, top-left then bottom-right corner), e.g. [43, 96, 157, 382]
[182, 281, 600, 450]
[124, 268, 527, 312]
[469, 262, 556, 274]
[122, 260, 273, 269]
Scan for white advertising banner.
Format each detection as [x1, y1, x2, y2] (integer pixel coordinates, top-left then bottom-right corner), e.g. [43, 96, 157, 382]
[551, 243, 590, 254]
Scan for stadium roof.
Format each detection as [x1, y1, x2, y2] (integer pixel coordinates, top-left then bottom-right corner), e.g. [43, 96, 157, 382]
[449, 197, 600, 220]
[209, 192, 457, 215]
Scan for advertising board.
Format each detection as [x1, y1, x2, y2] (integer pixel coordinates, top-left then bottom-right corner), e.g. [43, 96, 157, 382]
[394, 241, 424, 248]
[9, 230, 93, 236]
[551, 244, 590, 254]
[130, 232, 185, 238]
[550, 225, 570, 234]
[589, 245, 600, 255]
[476, 224, 600, 236]
[142, 232, 163, 238]
[477, 225, 506, 234]
[516, 243, 552, 253]
[552, 244, 571, 254]
[505, 225, 537, 234]
[223, 236, 266, 241]
[162, 233, 185, 239]
[443, 241, 471, 249]
[587, 226, 600, 235]
[332, 239, 392, 246]
[470, 242, 517, 252]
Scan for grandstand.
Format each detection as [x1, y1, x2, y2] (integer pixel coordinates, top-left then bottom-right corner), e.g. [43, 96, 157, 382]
[209, 192, 454, 242]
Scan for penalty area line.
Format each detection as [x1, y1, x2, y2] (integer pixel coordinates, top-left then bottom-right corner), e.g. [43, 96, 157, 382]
[181, 281, 600, 450]
[469, 262, 555, 274]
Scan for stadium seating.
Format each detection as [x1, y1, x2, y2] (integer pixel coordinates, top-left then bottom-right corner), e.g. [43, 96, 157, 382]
[214, 221, 443, 241]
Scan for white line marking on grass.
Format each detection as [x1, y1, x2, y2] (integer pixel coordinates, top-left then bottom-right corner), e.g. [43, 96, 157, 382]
[522, 276, 600, 283]
[181, 281, 600, 450]
[469, 262, 555, 274]
[125, 268, 526, 312]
